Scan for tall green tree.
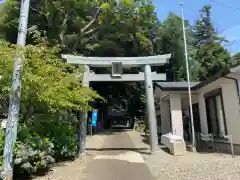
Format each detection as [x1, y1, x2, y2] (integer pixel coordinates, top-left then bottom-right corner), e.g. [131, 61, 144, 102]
[0, 0, 101, 52]
[87, 0, 160, 116]
[0, 40, 102, 174]
[153, 13, 197, 81]
[194, 5, 217, 46]
[0, 0, 161, 121]
[194, 5, 232, 80]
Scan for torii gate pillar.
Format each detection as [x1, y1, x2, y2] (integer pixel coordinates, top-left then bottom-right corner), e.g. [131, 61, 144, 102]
[144, 64, 158, 153]
[78, 65, 90, 156]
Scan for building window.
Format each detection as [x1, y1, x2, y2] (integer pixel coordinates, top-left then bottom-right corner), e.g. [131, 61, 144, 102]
[205, 89, 227, 138]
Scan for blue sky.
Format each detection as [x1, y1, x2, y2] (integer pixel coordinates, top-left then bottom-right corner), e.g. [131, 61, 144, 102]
[152, 0, 240, 54]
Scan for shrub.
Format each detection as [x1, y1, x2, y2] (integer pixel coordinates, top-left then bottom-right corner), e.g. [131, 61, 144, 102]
[14, 138, 55, 174]
[0, 129, 5, 167]
[27, 113, 78, 159]
[0, 113, 78, 175]
[0, 40, 100, 176]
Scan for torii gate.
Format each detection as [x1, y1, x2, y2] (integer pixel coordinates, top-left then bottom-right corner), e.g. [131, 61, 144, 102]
[62, 54, 171, 154]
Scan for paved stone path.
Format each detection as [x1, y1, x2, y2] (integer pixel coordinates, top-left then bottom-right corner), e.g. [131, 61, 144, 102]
[85, 130, 155, 180]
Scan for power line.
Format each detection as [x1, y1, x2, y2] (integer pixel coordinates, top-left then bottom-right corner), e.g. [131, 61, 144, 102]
[209, 0, 240, 12]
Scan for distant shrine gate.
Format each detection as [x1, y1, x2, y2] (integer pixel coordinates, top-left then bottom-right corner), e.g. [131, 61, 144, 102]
[62, 54, 171, 154]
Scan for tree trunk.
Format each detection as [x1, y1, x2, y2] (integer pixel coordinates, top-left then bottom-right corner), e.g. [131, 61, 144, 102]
[78, 111, 88, 157]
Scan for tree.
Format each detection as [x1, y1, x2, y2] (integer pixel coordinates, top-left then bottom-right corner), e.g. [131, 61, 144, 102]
[0, 0, 101, 52]
[0, 0, 161, 159]
[0, 41, 100, 113]
[194, 5, 216, 46]
[193, 5, 232, 80]
[0, 40, 102, 174]
[153, 13, 197, 81]
[231, 53, 240, 66]
[87, 0, 160, 115]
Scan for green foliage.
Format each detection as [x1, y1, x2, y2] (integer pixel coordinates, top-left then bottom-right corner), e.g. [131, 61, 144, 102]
[195, 43, 231, 80]
[231, 53, 240, 66]
[12, 113, 77, 174]
[0, 41, 101, 112]
[0, 129, 5, 167]
[14, 137, 55, 174]
[0, 40, 101, 175]
[27, 113, 78, 158]
[0, 126, 56, 174]
[194, 5, 216, 46]
[155, 13, 194, 80]
[193, 5, 232, 80]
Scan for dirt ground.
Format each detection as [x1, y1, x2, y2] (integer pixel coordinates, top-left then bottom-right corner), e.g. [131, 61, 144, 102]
[32, 133, 108, 180]
[32, 154, 91, 180]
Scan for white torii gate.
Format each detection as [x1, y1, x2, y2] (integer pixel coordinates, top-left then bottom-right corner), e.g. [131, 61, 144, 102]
[62, 54, 171, 154]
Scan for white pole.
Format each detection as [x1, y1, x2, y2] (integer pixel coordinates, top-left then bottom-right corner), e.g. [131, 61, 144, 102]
[3, 0, 30, 179]
[180, 3, 196, 150]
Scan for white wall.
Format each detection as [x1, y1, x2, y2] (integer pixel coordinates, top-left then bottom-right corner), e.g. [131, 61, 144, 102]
[222, 81, 240, 144]
[160, 100, 171, 134]
[181, 94, 198, 111]
[198, 78, 240, 144]
[169, 93, 183, 138]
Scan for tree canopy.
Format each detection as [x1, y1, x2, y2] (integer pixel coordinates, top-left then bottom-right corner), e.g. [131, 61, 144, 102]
[193, 5, 232, 80]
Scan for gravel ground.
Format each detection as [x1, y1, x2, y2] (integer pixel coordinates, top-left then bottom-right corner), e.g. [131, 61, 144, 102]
[142, 145, 240, 180]
[128, 130, 240, 180]
[33, 130, 240, 180]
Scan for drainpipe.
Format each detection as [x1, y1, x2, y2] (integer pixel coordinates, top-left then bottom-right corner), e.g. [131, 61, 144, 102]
[224, 76, 240, 106]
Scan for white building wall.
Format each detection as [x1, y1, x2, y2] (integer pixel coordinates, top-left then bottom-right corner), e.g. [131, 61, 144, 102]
[155, 75, 240, 145]
[160, 100, 171, 134]
[221, 81, 240, 144]
[169, 94, 183, 138]
[198, 78, 240, 144]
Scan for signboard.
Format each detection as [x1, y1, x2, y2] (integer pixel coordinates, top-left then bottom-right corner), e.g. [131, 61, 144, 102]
[91, 110, 98, 127]
[112, 62, 122, 77]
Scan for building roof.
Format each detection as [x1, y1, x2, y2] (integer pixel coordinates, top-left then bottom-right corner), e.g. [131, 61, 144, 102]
[155, 82, 200, 91]
[155, 64, 240, 92]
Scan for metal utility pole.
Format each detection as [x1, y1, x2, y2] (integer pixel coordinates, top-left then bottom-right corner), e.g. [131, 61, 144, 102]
[180, 3, 196, 150]
[3, 0, 30, 179]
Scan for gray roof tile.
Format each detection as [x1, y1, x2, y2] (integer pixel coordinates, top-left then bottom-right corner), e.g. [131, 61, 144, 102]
[156, 82, 200, 91]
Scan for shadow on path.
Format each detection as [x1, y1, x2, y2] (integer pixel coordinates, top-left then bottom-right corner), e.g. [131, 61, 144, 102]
[86, 147, 150, 155]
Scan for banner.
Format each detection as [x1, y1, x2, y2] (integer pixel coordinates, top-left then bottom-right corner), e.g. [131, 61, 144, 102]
[91, 110, 98, 127]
